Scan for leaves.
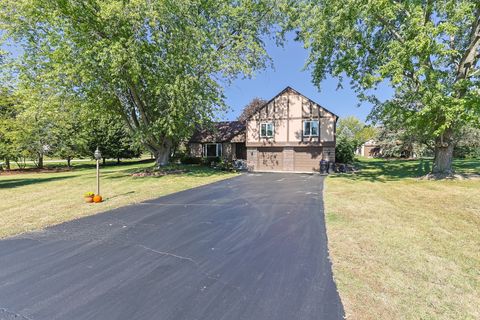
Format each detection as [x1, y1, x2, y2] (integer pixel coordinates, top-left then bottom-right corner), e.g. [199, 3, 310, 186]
[293, 0, 480, 140]
[1, 0, 277, 161]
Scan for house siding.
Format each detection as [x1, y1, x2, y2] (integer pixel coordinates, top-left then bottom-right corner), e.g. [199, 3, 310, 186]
[189, 143, 203, 158]
[189, 141, 244, 160]
[246, 87, 338, 172]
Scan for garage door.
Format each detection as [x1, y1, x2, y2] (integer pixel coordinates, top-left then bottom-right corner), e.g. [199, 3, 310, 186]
[294, 147, 322, 172]
[257, 147, 284, 171]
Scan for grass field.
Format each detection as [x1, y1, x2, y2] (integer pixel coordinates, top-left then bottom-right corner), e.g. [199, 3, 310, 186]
[324, 158, 480, 319]
[0, 160, 236, 238]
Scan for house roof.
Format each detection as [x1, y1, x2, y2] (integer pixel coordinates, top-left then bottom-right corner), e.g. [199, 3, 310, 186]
[246, 86, 340, 121]
[189, 121, 246, 143]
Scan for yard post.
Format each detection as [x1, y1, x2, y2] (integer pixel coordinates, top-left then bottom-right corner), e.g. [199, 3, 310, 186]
[94, 147, 102, 195]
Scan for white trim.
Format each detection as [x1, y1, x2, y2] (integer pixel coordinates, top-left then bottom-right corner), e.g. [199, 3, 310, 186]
[260, 122, 274, 138]
[303, 120, 319, 137]
[203, 143, 222, 157]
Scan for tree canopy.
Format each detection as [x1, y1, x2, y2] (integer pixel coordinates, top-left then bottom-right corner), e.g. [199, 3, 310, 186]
[0, 0, 278, 165]
[293, 0, 480, 174]
[337, 116, 377, 149]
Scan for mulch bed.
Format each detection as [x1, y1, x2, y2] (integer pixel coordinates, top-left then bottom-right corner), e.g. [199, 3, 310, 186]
[131, 169, 188, 177]
[420, 172, 480, 180]
[0, 167, 73, 176]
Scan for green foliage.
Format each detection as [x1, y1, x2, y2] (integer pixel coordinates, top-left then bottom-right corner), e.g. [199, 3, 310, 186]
[180, 156, 203, 165]
[454, 125, 480, 158]
[337, 116, 377, 150]
[1, 0, 278, 164]
[215, 159, 237, 172]
[83, 111, 141, 162]
[335, 136, 356, 164]
[336, 116, 377, 163]
[0, 87, 18, 167]
[376, 126, 431, 159]
[293, 0, 480, 172]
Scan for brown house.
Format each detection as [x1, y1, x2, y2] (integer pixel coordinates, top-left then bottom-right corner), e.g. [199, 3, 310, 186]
[188, 121, 247, 160]
[188, 86, 338, 172]
[246, 87, 338, 172]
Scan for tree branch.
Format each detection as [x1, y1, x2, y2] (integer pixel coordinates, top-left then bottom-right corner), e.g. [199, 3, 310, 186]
[456, 10, 480, 83]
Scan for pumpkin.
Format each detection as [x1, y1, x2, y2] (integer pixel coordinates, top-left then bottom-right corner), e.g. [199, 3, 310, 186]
[93, 195, 103, 203]
[84, 196, 94, 203]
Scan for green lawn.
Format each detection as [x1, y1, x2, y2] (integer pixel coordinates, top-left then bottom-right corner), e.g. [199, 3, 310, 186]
[0, 160, 237, 238]
[324, 158, 480, 319]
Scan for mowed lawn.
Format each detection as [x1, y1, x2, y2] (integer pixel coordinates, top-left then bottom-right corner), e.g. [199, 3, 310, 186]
[324, 158, 480, 319]
[0, 160, 236, 238]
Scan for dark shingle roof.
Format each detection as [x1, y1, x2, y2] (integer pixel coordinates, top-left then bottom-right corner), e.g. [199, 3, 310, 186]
[189, 121, 245, 143]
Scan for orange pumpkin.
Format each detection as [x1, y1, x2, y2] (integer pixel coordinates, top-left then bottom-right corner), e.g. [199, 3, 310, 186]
[93, 195, 103, 203]
[84, 196, 94, 203]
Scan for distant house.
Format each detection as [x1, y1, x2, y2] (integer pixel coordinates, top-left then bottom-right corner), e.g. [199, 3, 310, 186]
[188, 121, 247, 160]
[188, 86, 339, 172]
[356, 139, 381, 157]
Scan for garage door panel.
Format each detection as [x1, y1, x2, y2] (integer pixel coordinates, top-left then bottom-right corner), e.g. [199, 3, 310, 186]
[294, 147, 322, 172]
[258, 147, 283, 171]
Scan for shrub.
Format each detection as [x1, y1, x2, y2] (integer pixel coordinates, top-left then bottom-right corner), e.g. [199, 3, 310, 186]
[215, 159, 236, 172]
[335, 137, 356, 164]
[201, 157, 220, 165]
[180, 156, 203, 165]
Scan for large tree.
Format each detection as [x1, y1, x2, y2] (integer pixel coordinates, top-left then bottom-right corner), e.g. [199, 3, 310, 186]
[0, 0, 277, 166]
[0, 87, 17, 170]
[293, 0, 480, 174]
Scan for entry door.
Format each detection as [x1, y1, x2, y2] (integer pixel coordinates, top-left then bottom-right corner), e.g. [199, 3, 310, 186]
[235, 143, 247, 160]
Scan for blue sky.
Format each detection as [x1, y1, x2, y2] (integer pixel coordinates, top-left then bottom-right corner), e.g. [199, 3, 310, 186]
[222, 32, 393, 123]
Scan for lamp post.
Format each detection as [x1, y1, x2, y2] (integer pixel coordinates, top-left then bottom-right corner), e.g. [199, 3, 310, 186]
[94, 147, 102, 195]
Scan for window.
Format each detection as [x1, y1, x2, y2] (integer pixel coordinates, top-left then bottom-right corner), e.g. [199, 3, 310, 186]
[203, 143, 222, 157]
[304, 120, 319, 136]
[260, 122, 274, 138]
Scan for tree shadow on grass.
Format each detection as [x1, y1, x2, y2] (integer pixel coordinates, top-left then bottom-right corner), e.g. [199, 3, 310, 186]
[329, 159, 434, 182]
[0, 176, 73, 189]
[106, 164, 230, 179]
[453, 159, 480, 174]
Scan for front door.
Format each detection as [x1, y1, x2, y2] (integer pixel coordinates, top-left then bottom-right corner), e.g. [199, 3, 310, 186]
[235, 143, 247, 160]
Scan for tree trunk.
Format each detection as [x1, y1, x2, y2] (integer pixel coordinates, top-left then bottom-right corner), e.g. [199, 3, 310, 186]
[117, 157, 120, 164]
[153, 145, 171, 167]
[5, 159, 10, 170]
[67, 157, 71, 168]
[432, 128, 454, 174]
[37, 154, 44, 169]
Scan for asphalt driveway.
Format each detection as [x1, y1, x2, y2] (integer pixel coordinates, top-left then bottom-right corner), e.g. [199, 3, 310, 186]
[0, 173, 344, 320]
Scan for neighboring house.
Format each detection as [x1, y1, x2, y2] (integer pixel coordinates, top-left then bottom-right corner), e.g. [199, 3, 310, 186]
[188, 121, 247, 160]
[246, 87, 338, 172]
[356, 139, 381, 157]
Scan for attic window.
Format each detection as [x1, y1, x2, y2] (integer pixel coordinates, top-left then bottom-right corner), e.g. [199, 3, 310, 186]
[303, 120, 319, 136]
[260, 122, 274, 138]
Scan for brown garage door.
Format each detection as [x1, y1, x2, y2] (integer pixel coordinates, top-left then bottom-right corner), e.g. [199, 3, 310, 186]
[294, 147, 322, 172]
[257, 147, 284, 171]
